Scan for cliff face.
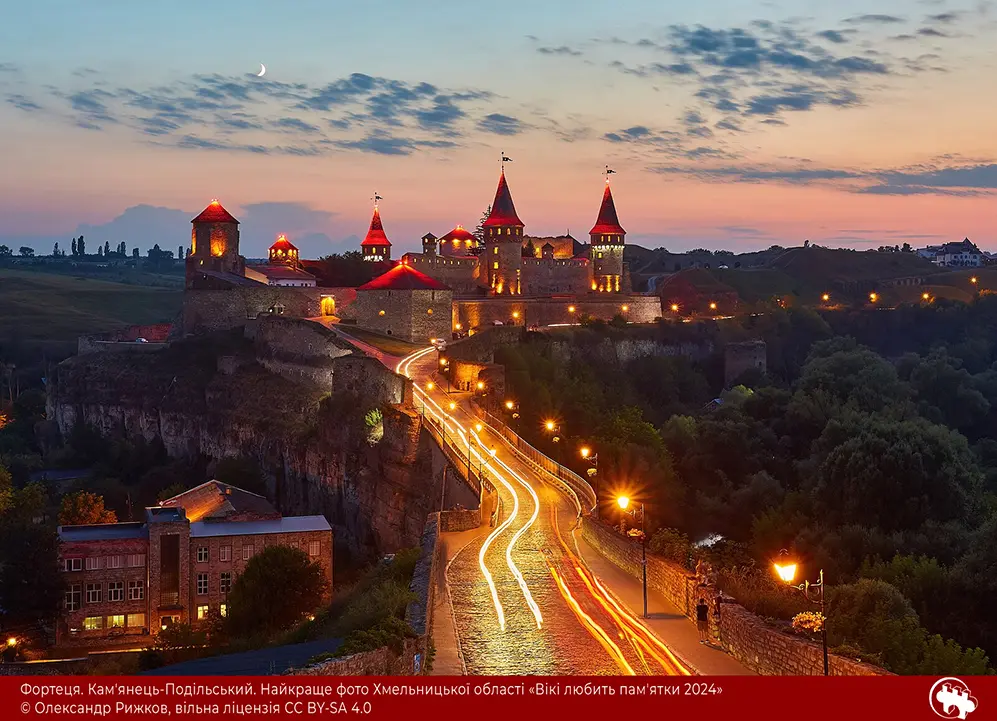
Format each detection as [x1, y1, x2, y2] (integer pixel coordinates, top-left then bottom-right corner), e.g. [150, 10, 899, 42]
[46, 332, 436, 562]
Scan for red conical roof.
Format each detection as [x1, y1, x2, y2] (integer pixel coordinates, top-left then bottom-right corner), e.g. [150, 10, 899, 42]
[589, 182, 625, 235]
[269, 234, 297, 252]
[482, 171, 524, 227]
[192, 200, 239, 224]
[440, 225, 476, 242]
[361, 206, 391, 247]
[358, 262, 450, 291]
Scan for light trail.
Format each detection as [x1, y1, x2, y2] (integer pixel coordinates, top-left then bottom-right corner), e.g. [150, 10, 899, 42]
[396, 347, 543, 631]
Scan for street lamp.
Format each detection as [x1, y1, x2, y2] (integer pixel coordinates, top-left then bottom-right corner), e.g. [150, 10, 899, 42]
[869, 292, 878, 303]
[476, 381, 485, 392]
[439, 357, 451, 392]
[670, 303, 680, 313]
[821, 293, 830, 303]
[580, 447, 599, 503]
[773, 549, 828, 676]
[617, 496, 648, 619]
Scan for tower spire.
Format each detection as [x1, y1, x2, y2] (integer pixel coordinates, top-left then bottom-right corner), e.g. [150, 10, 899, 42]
[500, 152, 512, 171]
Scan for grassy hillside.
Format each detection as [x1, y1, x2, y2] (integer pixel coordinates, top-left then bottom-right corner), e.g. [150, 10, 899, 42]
[0, 269, 181, 372]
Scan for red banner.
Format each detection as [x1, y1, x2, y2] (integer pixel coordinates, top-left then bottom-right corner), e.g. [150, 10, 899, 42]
[2, 676, 990, 720]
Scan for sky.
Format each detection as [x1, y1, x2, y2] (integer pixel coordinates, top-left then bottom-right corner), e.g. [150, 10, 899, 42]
[2, 0, 997, 257]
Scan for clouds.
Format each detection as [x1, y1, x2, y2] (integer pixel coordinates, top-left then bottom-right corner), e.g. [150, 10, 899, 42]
[7, 70, 524, 157]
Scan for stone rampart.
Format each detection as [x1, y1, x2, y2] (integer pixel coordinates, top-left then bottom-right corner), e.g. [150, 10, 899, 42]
[285, 638, 420, 676]
[439, 509, 481, 532]
[580, 517, 888, 676]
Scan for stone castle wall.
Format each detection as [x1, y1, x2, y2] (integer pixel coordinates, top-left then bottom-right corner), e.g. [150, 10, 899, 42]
[286, 637, 421, 676]
[454, 294, 659, 330]
[252, 317, 355, 388]
[520, 257, 590, 295]
[402, 254, 481, 295]
[183, 287, 321, 335]
[725, 340, 767, 386]
[580, 517, 888, 676]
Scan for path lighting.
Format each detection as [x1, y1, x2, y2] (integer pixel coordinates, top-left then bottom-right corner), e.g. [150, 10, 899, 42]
[821, 293, 830, 302]
[773, 549, 828, 676]
[505, 400, 515, 410]
[621, 304, 629, 312]
[670, 303, 680, 313]
[922, 292, 931, 301]
[476, 381, 485, 391]
[568, 305, 576, 314]
[580, 447, 591, 459]
[545, 420, 556, 432]
[709, 302, 717, 311]
[615, 496, 648, 618]
[971, 276, 978, 285]
[6, 637, 16, 647]
[512, 311, 520, 319]
[426, 382, 434, 391]
[869, 292, 878, 303]
[449, 402, 456, 411]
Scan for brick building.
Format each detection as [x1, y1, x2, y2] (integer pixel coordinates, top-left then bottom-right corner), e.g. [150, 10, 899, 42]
[57, 481, 332, 647]
[350, 263, 454, 343]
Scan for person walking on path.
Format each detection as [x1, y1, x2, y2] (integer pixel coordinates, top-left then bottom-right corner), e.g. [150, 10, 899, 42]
[696, 597, 710, 644]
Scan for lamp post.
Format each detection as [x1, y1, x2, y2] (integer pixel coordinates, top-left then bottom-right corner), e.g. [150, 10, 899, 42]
[468, 423, 482, 481]
[439, 357, 450, 392]
[580, 446, 598, 506]
[617, 496, 648, 619]
[774, 549, 828, 676]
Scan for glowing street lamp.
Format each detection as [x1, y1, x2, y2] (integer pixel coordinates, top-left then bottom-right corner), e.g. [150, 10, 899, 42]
[621, 304, 629, 312]
[773, 549, 828, 676]
[616, 495, 648, 618]
[709, 301, 717, 311]
[821, 293, 830, 302]
[580, 447, 591, 459]
[476, 381, 485, 391]
[6, 637, 16, 647]
[869, 292, 878, 303]
[426, 382, 434, 391]
[505, 400, 515, 410]
[448, 402, 456, 412]
[971, 276, 979, 285]
[670, 303, 680, 313]
[922, 292, 931, 301]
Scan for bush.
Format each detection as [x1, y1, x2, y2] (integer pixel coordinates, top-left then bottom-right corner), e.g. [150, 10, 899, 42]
[334, 616, 416, 658]
[648, 527, 691, 565]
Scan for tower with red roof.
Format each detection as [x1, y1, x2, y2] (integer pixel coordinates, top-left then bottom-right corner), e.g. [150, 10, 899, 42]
[482, 170, 525, 294]
[186, 199, 244, 288]
[361, 203, 392, 262]
[589, 179, 626, 292]
[268, 234, 300, 268]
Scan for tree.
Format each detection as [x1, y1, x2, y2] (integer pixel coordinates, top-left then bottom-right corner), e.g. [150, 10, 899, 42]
[52, 241, 60, 257]
[0, 524, 64, 626]
[77, 235, 86, 255]
[132, 247, 139, 258]
[103, 240, 109, 256]
[71, 238, 77, 256]
[97, 246, 103, 257]
[0, 463, 12, 516]
[226, 545, 328, 637]
[0, 245, 11, 257]
[473, 205, 491, 242]
[58, 491, 117, 525]
[178, 245, 184, 260]
[18, 246, 34, 257]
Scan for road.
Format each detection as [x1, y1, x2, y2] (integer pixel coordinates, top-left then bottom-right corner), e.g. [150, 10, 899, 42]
[396, 347, 690, 676]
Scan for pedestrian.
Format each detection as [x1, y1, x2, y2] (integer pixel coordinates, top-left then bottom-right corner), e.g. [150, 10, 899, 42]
[696, 597, 709, 644]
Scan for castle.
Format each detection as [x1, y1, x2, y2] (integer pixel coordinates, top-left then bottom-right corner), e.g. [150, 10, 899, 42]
[180, 167, 661, 342]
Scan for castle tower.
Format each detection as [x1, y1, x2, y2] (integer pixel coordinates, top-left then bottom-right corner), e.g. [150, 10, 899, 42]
[589, 179, 625, 292]
[186, 200, 243, 288]
[268, 234, 299, 268]
[421, 232, 438, 257]
[482, 170, 524, 295]
[361, 203, 391, 262]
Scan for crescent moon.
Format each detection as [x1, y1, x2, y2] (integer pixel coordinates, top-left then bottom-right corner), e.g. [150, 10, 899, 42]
[257, 63, 266, 77]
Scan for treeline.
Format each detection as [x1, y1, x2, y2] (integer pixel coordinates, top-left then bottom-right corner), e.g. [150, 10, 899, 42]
[497, 303, 997, 673]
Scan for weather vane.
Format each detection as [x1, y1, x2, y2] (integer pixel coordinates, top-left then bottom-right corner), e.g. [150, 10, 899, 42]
[500, 152, 512, 170]
[606, 165, 616, 180]
[372, 192, 383, 206]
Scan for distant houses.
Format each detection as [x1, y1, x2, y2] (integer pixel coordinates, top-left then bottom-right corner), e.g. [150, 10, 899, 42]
[917, 238, 985, 267]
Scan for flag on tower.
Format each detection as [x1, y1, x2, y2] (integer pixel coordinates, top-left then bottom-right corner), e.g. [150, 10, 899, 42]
[606, 166, 616, 175]
[501, 154, 513, 163]
[373, 192, 384, 203]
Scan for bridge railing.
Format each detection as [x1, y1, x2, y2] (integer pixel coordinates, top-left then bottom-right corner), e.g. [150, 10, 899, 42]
[416, 399, 483, 497]
[469, 401, 598, 515]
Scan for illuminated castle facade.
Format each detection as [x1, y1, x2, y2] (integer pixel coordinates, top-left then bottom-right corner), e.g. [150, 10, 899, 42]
[397, 169, 631, 298]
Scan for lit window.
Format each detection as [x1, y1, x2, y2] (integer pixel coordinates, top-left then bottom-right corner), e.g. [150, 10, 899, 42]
[65, 584, 81, 612]
[126, 613, 145, 628]
[85, 583, 102, 604]
[427, 308, 433, 315]
[83, 617, 102, 631]
[219, 604, 228, 618]
[196, 573, 208, 595]
[493, 247, 498, 255]
[220, 546, 231, 562]
[107, 581, 124, 602]
[197, 547, 208, 563]
[86, 557, 101, 571]
[64, 558, 82, 572]
[109, 615, 125, 629]
[378, 310, 385, 316]
[493, 262, 499, 269]
[309, 541, 320, 558]
[128, 581, 144, 600]
[220, 571, 232, 594]
[197, 605, 209, 621]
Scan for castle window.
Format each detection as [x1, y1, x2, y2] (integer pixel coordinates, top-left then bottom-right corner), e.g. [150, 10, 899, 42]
[493, 247, 498, 255]
[220, 546, 231, 562]
[379, 310, 385, 316]
[493, 262, 499, 270]
[127, 554, 145, 567]
[309, 540, 320, 557]
[220, 572, 232, 594]
[108, 555, 122, 569]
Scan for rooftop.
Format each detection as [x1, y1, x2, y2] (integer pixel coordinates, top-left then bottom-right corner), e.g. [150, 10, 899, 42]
[192, 200, 239, 225]
[361, 206, 392, 247]
[248, 265, 317, 281]
[440, 225, 476, 242]
[590, 182, 626, 236]
[482, 170, 524, 228]
[58, 522, 147, 543]
[358, 262, 451, 291]
[270, 234, 298, 252]
[190, 515, 331, 538]
[160, 480, 279, 522]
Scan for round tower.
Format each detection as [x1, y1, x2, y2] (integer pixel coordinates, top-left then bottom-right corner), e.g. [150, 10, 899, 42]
[187, 200, 243, 287]
[482, 170, 524, 295]
[589, 180, 625, 292]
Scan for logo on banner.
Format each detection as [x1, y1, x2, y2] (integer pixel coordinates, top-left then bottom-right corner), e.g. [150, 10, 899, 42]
[929, 677, 978, 719]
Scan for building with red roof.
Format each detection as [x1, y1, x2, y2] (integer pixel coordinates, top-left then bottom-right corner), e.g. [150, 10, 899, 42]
[590, 181, 627, 292]
[244, 234, 317, 288]
[361, 205, 392, 262]
[482, 170, 527, 294]
[439, 225, 479, 257]
[186, 200, 245, 290]
[353, 263, 453, 343]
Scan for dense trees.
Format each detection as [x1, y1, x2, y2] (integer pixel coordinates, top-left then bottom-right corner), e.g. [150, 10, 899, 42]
[58, 490, 117, 525]
[226, 546, 329, 637]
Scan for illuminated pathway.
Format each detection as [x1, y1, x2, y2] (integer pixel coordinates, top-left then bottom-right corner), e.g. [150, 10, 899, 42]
[396, 346, 690, 676]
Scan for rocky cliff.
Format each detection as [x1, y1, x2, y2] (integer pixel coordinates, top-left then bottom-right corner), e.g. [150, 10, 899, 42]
[46, 330, 437, 563]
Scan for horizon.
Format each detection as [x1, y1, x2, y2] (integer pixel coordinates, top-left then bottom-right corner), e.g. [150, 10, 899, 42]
[4, 1, 997, 257]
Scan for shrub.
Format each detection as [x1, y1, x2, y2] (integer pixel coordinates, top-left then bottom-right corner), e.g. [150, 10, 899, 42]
[648, 527, 691, 565]
[334, 616, 416, 658]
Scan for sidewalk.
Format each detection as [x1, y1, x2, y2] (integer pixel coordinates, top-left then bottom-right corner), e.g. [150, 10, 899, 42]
[575, 532, 754, 676]
[430, 526, 489, 675]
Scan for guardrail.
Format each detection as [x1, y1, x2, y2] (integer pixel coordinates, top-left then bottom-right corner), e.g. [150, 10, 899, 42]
[416, 401, 483, 497]
[469, 401, 598, 515]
